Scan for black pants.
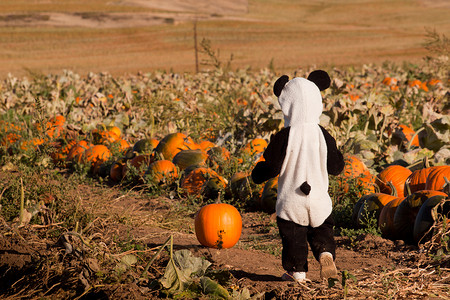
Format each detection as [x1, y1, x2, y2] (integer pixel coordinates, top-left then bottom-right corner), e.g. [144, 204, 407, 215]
[277, 215, 336, 272]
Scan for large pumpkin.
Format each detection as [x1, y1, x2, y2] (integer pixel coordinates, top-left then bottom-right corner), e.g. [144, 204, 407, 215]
[339, 155, 375, 197]
[172, 149, 208, 171]
[154, 133, 196, 161]
[413, 195, 449, 244]
[393, 190, 447, 244]
[378, 197, 406, 240]
[376, 165, 412, 197]
[195, 203, 242, 249]
[425, 165, 450, 192]
[406, 163, 438, 194]
[84, 145, 112, 167]
[356, 192, 399, 227]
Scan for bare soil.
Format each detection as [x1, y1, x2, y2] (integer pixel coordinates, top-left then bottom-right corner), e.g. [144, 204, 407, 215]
[1, 170, 449, 299]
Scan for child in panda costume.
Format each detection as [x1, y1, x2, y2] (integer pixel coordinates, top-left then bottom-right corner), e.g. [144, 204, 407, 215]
[251, 70, 345, 282]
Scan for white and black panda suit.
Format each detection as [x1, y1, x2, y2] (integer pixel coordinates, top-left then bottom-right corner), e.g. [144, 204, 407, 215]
[252, 70, 345, 280]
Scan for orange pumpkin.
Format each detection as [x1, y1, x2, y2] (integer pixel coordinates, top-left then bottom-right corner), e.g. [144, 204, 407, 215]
[84, 145, 112, 167]
[378, 197, 406, 239]
[243, 138, 267, 156]
[110, 158, 126, 182]
[405, 162, 438, 194]
[195, 203, 242, 249]
[66, 140, 93, 164]
[198, 140, 216, 151]
[110, 138, 131, 154]
[146, 160, 178, 183]
[91, 126, 120, 144]
[392, 124, 420, 148]
[339, 155, 375, 196]
[154, 133, 195, 161]
[425, 165, 450, 192]
[45, 115, 65, 139]
[180, 167, 226, 196]
[356, 192, 399, 227]
[376, 165, 412, 197]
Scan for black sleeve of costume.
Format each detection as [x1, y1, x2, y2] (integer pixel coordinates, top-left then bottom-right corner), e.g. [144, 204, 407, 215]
[251, 127, 290, 184]
[319, 125, 345, 176]
[251, 125, 344, 184]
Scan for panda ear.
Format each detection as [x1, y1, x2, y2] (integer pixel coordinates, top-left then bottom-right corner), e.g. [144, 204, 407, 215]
[307, 70, 331, 91]
[273, 75, 289, 97]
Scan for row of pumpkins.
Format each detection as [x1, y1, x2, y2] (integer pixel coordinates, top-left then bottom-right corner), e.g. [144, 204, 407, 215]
[2, 116, 449, 249]
[1, 116, 263, 249]
[345, 156, 450, 245]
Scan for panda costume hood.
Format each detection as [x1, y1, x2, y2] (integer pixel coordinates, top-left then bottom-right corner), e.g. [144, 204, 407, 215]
[276, 76, 331, 227]
[251, 70, 344, 228]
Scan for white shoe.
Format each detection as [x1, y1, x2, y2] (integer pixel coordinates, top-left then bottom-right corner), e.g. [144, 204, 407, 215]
[281, 271, 309, 283]
[319, 252, 338, 279]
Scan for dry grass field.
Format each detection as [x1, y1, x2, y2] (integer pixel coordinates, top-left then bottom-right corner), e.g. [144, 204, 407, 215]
[0, 0, 449, 78]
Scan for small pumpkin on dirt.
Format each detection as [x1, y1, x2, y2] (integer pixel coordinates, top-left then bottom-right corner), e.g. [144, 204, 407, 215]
[194, 202, 242, 249]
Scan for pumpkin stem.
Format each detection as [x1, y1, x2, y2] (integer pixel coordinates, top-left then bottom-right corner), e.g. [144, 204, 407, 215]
[215, 191, 222, 204]
[423, 156, 430, 168]
[404, 180, 412, 197]
[387, 181, 398, 197]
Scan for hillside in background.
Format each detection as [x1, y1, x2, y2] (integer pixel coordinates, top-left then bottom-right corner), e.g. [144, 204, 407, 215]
[0, 0, 449, 77]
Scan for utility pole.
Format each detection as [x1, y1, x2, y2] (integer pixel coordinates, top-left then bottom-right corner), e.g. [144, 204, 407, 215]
[194, 20, 199, 73]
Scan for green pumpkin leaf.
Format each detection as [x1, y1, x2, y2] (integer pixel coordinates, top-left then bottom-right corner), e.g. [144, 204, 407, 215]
[200, 276, 230, 299]
[160, 249, 211, 293]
